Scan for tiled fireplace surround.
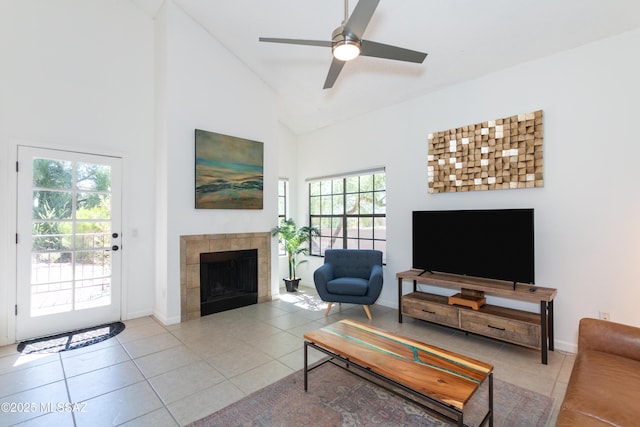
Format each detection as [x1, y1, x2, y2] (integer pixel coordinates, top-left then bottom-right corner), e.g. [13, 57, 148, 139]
[180, 232, 272, 321]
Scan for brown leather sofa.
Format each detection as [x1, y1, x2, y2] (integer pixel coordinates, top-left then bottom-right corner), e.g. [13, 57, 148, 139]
[557, 318, 640, 426]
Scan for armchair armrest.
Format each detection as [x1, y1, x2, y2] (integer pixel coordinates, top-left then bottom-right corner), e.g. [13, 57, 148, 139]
[313, 263, 334, 289]
[578, 318, 640, 361]
[367, 264, 384, 297]
[313, 263, 335, 302]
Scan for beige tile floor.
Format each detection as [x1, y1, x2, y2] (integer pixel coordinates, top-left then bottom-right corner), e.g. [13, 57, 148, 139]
[0, 286, 573, 426]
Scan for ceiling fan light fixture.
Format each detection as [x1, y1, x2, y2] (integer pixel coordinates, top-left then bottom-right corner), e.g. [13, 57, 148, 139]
[331, 27, 361, 61]
[333, 40, 361, 61]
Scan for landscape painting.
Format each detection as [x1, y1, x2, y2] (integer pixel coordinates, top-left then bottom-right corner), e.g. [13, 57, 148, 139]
[195, 129, 264, 209]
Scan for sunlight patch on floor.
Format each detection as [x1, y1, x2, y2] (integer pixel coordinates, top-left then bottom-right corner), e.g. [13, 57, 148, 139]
[13, 353, 54, 368]
[278, 290, 327, 312]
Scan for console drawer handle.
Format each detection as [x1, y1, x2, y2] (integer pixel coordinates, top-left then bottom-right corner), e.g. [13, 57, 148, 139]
[488, 325, 506, 331]
[421, 309, 436, 315]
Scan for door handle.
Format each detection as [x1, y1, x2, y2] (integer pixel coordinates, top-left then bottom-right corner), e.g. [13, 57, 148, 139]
[112, 245, 119, 251]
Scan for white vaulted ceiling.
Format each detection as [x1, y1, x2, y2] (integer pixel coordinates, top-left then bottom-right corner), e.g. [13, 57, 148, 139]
[131, 0, 640, 134]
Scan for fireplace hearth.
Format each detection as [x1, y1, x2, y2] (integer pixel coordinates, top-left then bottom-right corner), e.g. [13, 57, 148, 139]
[200, 249, 258, 316]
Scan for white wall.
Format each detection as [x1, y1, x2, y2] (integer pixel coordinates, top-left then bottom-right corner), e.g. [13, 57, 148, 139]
[154, 2, 170, 323]
[274, 123, 299, 282]
[296, 28, 640, 352]
[0, 0, 155, 345]
[152, 2, 280, 323]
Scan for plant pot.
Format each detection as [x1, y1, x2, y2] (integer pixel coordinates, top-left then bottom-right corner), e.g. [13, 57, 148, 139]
[283, 278, 300, 292]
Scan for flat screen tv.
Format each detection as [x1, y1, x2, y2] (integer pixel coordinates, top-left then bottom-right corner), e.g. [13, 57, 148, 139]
[412, 209, 534, 284]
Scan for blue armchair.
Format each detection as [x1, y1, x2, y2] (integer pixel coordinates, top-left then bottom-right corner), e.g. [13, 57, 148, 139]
[313, 249, 383, 319]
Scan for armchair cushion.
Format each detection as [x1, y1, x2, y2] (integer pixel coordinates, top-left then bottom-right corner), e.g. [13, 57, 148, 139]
[327, 277, 369, 296]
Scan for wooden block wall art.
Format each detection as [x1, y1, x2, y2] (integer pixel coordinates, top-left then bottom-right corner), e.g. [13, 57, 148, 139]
[427, 110, 544, 193]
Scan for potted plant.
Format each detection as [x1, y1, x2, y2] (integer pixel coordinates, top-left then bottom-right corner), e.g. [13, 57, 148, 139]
[271, 218, 320, 292]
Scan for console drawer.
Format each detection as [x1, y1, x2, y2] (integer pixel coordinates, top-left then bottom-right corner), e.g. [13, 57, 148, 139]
[460, 309, 540, 349]
[402, 293, 459, 327]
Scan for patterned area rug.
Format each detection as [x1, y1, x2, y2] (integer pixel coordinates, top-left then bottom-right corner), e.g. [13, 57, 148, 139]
[189, 361, 553, 427]
[17, 322, 125, 354]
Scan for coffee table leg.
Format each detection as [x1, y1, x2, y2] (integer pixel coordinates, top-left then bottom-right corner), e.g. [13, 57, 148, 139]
[304, 341, 308, 391]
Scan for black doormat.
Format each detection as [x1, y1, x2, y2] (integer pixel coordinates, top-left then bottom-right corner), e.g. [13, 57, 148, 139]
[17, 322, 125, 354]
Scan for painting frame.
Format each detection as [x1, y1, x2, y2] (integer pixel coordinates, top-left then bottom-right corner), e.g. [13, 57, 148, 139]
[195, 129, 264, 209]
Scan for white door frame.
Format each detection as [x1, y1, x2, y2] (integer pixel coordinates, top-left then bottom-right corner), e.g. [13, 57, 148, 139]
[0, 141, 18, 347]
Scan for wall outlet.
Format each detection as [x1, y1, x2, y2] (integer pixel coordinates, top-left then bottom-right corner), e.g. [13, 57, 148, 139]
[599, 311, 610, 321]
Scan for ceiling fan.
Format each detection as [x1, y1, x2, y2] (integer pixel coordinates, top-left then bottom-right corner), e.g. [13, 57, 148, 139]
[259, 0, 427, 89]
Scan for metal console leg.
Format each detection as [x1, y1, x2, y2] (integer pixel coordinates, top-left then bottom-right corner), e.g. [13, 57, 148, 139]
[540, 301, 548, 365]
[398, 277, 403, 323]
[548, 300, 554, 351]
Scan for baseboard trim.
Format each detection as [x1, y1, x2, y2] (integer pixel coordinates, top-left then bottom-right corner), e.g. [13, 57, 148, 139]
[124, 309, 153, 321]
[152, 309, 180, 326]
[553, 339, 577, 354]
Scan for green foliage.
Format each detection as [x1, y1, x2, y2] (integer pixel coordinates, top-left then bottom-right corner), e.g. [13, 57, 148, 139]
[76, 195, 111, 224]
[32, 159, 110, 219]
[271, 219, 320, 279]
[31, 158, 112, 265]
[33, 158, 73, 189]
[32, 200, 71, 263]
[32, 159, 73, 221]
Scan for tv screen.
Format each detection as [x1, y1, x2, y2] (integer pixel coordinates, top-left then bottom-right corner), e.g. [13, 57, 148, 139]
[412, 209, 534, 284]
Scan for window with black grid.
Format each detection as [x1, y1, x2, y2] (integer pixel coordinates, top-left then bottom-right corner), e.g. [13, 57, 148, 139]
[277, 179, 289, 255]
[308, 169, 386, 262]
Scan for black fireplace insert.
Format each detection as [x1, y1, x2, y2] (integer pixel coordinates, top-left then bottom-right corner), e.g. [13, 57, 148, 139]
[200, 249, 258, 316]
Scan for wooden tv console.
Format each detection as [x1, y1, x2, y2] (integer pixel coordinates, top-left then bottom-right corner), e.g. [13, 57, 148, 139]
[397, 269, 557, 364]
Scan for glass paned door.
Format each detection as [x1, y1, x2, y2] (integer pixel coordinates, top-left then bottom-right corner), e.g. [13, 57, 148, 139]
[16, 147, 122, 340]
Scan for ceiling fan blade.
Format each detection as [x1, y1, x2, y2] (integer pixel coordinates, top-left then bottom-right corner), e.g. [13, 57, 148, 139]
[259, 37, 332, 48]
[323, 58, 346, 89]
[344, 0, 380, 39]
[360, 40, 427, 63]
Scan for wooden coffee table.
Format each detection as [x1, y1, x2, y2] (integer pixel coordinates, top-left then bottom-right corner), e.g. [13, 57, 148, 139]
[304, 319, 493, 427]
